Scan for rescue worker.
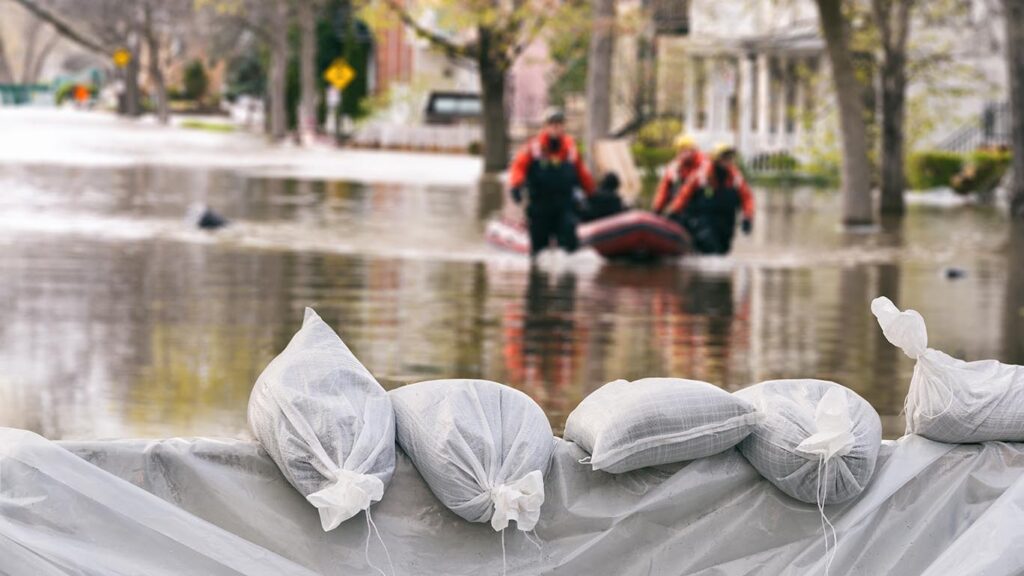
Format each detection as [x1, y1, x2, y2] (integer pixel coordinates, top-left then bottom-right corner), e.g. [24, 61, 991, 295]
[652, 134, 706, 215]
[665, 143, 754, 255]
[509, 109, 596, 256]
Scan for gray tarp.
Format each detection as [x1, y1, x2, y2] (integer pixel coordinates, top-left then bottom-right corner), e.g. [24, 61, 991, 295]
[2, 427, 1024, 575]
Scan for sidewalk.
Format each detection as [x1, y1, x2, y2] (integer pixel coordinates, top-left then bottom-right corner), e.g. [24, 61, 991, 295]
[0, 108, 484, 187]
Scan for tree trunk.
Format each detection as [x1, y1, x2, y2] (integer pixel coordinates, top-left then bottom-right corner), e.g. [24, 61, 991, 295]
[268, 9, 289, 142]
[0, 35, 14, 83]
[585, 0, 615, 171]
[298, 0, 319, 145]
[875, 0, 912, 215]
[143, 7, 169, 125]
[123, 32, 142, 117]
[1004, 0, 1024, 219]
[478, 27, 510, 173]
[815, 0, 875, 225]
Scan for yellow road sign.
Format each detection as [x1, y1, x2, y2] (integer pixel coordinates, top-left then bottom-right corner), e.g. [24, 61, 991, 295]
[112, 48, 131, 68]
[323, 59, 355, 90]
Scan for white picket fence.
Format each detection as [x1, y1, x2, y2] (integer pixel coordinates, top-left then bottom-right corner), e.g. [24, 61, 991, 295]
[351, 122, 481, 152]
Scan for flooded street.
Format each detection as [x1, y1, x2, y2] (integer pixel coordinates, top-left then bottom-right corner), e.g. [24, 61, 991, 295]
[1, 143, 1021, 440]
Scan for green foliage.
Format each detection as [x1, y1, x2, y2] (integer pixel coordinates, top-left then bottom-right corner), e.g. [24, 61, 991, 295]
[180, 119, 235, 133]
[635, 117, 682, 148]
[183, 60, 209, 102]
[547, 0, 591, 106]
[631, 142, 675, 179]
[286, 9, 373, 131]
[225, 52, 265, 101]
[907, 150, 964, 190]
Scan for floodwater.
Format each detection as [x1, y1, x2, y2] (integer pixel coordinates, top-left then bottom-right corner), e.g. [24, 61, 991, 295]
[1, 162, 1021, 440]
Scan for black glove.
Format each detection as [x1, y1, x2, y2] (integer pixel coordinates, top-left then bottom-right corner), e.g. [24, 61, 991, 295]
[741, 217, 753, 235]
[511, 186, 524, 205]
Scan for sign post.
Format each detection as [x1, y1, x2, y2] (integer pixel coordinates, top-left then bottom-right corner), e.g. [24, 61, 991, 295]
[323, 58, 356, 141]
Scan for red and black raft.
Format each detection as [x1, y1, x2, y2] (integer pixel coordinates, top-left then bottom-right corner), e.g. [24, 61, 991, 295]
[485, 210, 691, 260]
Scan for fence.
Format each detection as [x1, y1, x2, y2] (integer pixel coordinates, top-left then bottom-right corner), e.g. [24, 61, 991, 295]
[0, 84, 53, 106]
[350, 123, 481, 153]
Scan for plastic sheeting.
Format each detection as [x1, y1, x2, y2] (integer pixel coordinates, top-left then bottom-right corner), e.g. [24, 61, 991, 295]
[3, 427, 1024, 575]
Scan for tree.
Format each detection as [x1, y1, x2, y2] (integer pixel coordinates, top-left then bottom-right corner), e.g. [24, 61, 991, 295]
[381, 0, 555, 172]
[814, 0, 875, 225]
[584, 0, 615, 171]
[140, 1, 169, 124]
[197, 0, 293, 140]
[183, 59, 209, 101]
[872, 0, 913, 216]
[296, 0, 321, 143]
[1004, 0, 1024, 219]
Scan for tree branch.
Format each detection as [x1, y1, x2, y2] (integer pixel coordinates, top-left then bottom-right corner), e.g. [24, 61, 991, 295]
[381, 0, 477, 60]
[8, 0, 108, 55]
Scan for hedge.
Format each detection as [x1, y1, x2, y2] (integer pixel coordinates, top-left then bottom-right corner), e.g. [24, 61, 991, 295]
[906, 151, 964, 190]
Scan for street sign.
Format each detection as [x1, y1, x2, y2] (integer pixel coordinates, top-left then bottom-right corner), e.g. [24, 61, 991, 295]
[323, 58, 356, 90]
[112, 48, 131, 69]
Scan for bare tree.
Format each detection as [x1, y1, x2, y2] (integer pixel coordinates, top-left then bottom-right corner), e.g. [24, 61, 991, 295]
[584, 0, 615, 171]
[382, 0, 554, 172]
[815, 0, 875, 225]
[140, 1, 168, 123]
[8, 0, 107, 54]
[873, 0, 913, 216]
[1004, 0, 1024, 219]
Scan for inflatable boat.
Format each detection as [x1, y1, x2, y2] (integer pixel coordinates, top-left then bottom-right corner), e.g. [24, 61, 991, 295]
[485, 210, 691, 260]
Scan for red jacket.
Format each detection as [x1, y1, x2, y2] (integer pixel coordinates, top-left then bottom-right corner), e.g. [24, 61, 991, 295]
[653, 150, 707, 213]
[666, 161, 755, 218]
[508, 131, 596, 195]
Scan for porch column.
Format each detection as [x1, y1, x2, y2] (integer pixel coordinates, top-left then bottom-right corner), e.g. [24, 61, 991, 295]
[794, 57, 807, 143]
[705, 56, 718, 138]
[756, 53, 771, 144]
[739, 54, 754, 157]
[685, 55, 698, 134]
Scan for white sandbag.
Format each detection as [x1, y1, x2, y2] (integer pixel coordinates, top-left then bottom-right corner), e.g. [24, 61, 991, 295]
[564, 377, 759, 473]
[248, 308, 396, 531]
[389, 379, 554, 531]
[872, 296, 1024, 442]
[735, 379, 882, 504]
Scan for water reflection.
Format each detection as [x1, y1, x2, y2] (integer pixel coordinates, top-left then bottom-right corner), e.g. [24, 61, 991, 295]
[0, 163, 1019, 440]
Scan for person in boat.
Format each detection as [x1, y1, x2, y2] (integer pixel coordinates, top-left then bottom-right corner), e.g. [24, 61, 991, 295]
[664, 144, 754, 255]
[579, 172, 626, 223]
[508, 109, 596, 256]
[652, 134, 706, 216]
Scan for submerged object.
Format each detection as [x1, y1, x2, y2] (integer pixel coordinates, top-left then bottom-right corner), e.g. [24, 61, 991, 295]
[485, 209, 691, 260]
[186, 202, 229, 230]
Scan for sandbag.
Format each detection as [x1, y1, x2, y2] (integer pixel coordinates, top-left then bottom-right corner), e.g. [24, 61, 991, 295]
[872, 296, 1024, 442]
[390, 379, 554, 531]
[248, 308, 396, 531]
[735, 379, 882, 504]
[564, 377, 758, 473]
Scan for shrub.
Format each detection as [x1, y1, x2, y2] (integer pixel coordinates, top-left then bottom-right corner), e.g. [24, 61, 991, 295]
[635, 118, 683, 148]
[183, 60, 209, 102]
[906, 151, 964, 190]
[631, 142, 676, 176]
